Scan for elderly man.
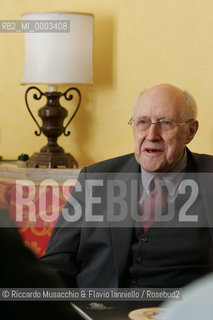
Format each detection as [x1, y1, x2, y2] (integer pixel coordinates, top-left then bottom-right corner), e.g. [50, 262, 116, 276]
[40, 83, 213, 288]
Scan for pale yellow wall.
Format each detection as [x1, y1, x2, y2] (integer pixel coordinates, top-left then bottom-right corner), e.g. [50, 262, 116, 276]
[1, 0, 213, 168]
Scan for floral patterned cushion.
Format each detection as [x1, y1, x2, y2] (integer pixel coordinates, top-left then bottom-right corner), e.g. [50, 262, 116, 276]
[0, 181, 72, 257]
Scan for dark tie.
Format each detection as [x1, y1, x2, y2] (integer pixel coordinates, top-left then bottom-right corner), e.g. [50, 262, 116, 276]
[141, 176, 168, 232]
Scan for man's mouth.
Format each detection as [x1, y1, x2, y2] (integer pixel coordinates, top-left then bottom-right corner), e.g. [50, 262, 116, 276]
[144, 148, 163, 153]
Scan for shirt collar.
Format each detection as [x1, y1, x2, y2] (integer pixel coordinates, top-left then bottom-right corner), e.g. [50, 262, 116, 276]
[141, 148, 187, 194]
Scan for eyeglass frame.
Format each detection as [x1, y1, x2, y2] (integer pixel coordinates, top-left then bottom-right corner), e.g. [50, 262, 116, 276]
[128, 117, 195, 131]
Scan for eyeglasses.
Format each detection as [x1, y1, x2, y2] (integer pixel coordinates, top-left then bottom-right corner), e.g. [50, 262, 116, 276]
[128, 118, 194, 131]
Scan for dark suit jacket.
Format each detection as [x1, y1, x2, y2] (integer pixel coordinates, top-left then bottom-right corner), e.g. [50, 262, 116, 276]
[40, 148, 213, 288]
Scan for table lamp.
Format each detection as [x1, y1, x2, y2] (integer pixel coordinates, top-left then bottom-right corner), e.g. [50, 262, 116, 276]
[21, 12, 94, 168]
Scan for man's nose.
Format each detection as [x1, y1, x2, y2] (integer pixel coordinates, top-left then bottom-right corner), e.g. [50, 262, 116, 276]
[146, 123, 161, 140]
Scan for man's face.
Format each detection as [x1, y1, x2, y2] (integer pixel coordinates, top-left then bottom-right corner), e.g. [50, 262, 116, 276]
[133, 85, 197, 172]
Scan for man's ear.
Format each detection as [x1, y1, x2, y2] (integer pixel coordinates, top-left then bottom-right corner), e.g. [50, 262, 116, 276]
[185, 120, 199, 144]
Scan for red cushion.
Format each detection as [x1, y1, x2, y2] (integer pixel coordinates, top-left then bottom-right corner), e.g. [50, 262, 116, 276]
[9, 183, 72, 257]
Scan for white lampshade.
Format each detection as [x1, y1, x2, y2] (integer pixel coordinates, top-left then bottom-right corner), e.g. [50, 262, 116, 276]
[22, 12, 94, 85]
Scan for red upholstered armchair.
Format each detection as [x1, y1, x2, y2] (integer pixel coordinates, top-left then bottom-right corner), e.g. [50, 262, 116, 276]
[0, 165, 79, 257]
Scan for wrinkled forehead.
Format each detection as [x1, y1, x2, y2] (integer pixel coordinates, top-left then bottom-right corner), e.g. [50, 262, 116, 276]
[134, 87, 185, 120]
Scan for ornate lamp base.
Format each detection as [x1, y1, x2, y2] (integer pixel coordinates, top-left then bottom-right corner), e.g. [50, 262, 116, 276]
[27, 151, 78, 168]
[25, 86, 81, 169]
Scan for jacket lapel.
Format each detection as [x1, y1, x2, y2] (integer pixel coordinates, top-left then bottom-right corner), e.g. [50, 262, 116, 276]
[185, 148, 213, 239]
[109, 155, 141, 286]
